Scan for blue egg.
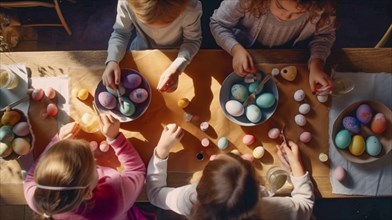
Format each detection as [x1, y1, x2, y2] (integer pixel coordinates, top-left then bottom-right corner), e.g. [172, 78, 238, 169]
[365, 136, 382, 156]
[255, 93, 276, 109]
[231, 84, 248, 102]
[248, 80, 263, 95]
[334, 129, 351, 149]
[342, 116, 361, 134]
[217, 137, 229, 150]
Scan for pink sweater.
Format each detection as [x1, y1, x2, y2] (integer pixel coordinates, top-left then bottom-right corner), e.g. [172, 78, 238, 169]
[24, 133, 146, 220]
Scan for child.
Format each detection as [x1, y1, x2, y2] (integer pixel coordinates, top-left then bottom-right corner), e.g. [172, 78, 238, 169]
[146, 124, 314, 219]
[102, 0, 202, 93]
[210, 0, 337, 94]
[24, 114, 146, 219]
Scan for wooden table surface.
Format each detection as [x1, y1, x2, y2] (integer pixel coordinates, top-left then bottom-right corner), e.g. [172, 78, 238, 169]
[1, 48, 391, 205]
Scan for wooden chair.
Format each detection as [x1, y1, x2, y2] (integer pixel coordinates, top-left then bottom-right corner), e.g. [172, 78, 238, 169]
[0, 0, 72, 35]
[375, 24, 392, 48]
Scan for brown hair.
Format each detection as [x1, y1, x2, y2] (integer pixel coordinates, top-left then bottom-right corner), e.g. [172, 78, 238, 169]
[190, 153, 260, 220]
[127, 0, 192, 25]
[240, 0, 337, 30]
[33, 139, 96, 218]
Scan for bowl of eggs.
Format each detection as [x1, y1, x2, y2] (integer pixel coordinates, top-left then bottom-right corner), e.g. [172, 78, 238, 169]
[332, 100, 391, 163]
[219, 72, 279, 126]
[94, 69, 151, 122]
[0, 108, 34, 160]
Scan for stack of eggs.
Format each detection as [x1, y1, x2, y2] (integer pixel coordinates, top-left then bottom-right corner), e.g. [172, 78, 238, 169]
[0, 108, 32, 159]
[334, 103, 387, 157]
[97, 73, 149, 117]
[225, 74, 276, 123]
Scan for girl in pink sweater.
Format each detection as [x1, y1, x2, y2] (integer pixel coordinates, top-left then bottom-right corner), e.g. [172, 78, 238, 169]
[24, 114, 146, 219]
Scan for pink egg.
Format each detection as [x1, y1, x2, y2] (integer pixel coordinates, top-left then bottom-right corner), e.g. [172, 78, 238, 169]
[268, 128, 280, 139]
[334, 166, 346, 182]
[371, 113, 387, 134]
[242, 134, 256, 145]
[99, 141, 110, 152]
[12, 121, 30, 136]
[225, 100, 244, 117]
[129, 88, 148, 103]
[299, 131, 312, 143]
[46, 103, 58, 117]
[201, 138, 210, 147]
[89, 141, 98, 151]
[31, 88, 44, 101]
[123, 74, 142, 89]
[209, 154, 217, 161]
[98, 91, 116, 110]
[44, 87, 57, 99]
[241, 153, 254, 162]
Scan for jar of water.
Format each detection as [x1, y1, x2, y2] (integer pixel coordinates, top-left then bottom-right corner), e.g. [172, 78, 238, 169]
[266, 166, 291, 194]
[0, 66, 19, 89]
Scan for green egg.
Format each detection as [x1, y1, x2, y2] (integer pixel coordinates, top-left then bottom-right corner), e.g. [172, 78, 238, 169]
[334, 129, 351, 149]
[256, 93, 276, 109]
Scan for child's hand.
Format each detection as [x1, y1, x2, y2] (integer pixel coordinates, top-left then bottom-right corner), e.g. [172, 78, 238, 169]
[102, 61, 121, 89]
[59, 122, 80, 140]
[99, 114, 120, 140]
[231, 44, 256, 77]
[157, 65, 179, 93]
[156, 124, 184, 159]
[276, 141, 305, 177]
[309, 59, 334, 95]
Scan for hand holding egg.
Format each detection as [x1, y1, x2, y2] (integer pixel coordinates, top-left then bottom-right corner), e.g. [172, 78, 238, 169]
[99, 114, 120, 140]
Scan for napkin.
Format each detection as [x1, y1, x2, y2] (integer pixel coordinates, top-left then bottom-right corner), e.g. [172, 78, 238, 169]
[329, 72, 392, 196]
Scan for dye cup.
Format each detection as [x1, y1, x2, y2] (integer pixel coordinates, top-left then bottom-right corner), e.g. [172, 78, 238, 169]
[266, 166, 291, 194]
[0, 66, 19, 89]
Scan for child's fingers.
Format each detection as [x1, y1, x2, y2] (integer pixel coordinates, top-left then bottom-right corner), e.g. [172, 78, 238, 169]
[174, 126, 184, 139]
[114, 70, 121, 85]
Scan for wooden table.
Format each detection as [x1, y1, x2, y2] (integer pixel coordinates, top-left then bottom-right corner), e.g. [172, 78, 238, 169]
[1, 48, 391, 205]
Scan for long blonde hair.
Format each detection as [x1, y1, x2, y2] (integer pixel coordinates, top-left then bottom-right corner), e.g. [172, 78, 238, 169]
[33, 139, 96, 218]
[128, 0, 192, 25]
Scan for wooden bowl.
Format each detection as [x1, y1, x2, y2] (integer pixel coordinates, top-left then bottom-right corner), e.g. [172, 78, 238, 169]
[332, 100, 392, 163]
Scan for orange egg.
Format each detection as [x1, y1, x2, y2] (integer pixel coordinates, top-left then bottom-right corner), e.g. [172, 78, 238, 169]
[371, 113, 387, 134]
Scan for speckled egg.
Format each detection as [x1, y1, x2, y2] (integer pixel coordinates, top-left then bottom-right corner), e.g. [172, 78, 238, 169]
[294, 114, 306, 126]
[370, 113, 387, 134]
[293, 89, 305, 102]
[217, 137, 229, 150]
[12, 121, 30, 136]
[118, 98, 136, 116]
[242, 134, 256, 146]
[349, 135, 365, 156]
[44, 87, 56, 99]
[0, 126, 14, 143]
[31, 88, 44, 101]
[256, 93, 276, 109]
[98, 91, 117, 110]
[356, 104, 372, 124]
[225, 100, 244, 117]
[129, 88, 149, 103]
[246, 104, 262, 123]
[342, 116, 361, 134]
[106, 85, 126, 97]
[123, 74, 142, 90]
[0, 142, 12, 158]
[299, 131, 312, 143]
[299, 103, 311, 115]
[365, 136, 382, 156]
[231, 84, 248, 102]
[334, 129, 351, 149]
[268, 128, 280, 139]
[248, 80, 264, 95]
[334, 166, 346, 182]
[253, 146, 265, 159]
[11, 137, 31, 155]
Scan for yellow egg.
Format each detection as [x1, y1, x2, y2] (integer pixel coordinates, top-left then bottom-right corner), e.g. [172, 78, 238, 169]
[77, 89, 89, 100]
[177, 98, 190, 108]
[349, 135, 365, 156]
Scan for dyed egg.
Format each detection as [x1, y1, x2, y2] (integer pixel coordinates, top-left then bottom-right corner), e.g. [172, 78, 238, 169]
[349, 135, 365, 156]
[1, 110, 21, 126]
[118, 98, 135, 116]
[365, 136, 382, 156]
[0, 126, 14, 143]
[317, 95, 328, 103]
[129, 88, 149, 103]
[201, 138, 210, 147]
[44, 87, 56, 99]
[268, 128, 280, 139]
[342, 116, 361, 134]
[253, 146, 265, 159]
[11, 137, 31, 155]
[319, 153, 328, 162]
[241, 153, 254, 162]
[106, 85, 126, 97]
[46, 103, 58, 117]
[280, 66, 297, 81]
[334, 166, 346, 182]
[294, 114, 306, 126]
[242, 134, 256, 146]
[99, 141, 110, 152]
[123, 74, 142, 89]
[200, 122, 209, 131]
[31, 88, 44, 101]
[231, 84, 248, 102]
[12, 122, 30, 136]
[356, 104, 372, 124]
[370, 113, 387, 134]
[248, 80, 264, 95]
[299, 131, 312, 143]
[209, 154, 217, 161]
[246, 104, 262, 123]
[225, 100, 244, 117]
[230, 149, 241, 155]
[217, 137, 229, 150]
[334, 129, 351, 149]
[0, 142, 12, 158]
[89, 141, 98, 151]
[293, 89, 305, 102]
[299, 103, 311, 115]
[271, 68, 280, 76]
[256, 93, 275, 109]
[77, 89, 89, 100]
[177, 98, 190, 108]
[98, 91, 116, 110]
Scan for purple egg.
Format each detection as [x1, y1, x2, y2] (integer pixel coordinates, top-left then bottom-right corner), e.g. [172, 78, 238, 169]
[123, 74, 142, 89]
[129, 88, 148, 103]
[356, 104, 372, 124]
[98, 91, 116, 109]
[342, 116, 361, 134]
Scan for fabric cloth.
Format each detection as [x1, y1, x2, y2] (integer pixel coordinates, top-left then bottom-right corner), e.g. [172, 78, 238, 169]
[329, 72, 392, 196]
[210, 0, 336, 63]
[24, 132, 147, 219]
[106, 0, 202, 72]
[146, 148, 314, 220]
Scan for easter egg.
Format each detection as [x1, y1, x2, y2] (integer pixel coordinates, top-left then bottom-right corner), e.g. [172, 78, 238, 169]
[255, 93, 275, 109]
[365, 136, 382, 156]
[271, 68, 280, 76]
[356, 104, 372, 124]
[0, 126, 14, 143]
[11, 137, 31, 155]
[294, 114, 306, 126]
[231, 84, 248, 102]
[334, 129, 351, 149]
[217, 137, 229, 150]
[177, 98, 190, 108]
[31, 88, 44, 101]
[299, 103, 311, 115]
[44, 87, 56, 99]
[106, 85, 126, 97]
[299, 131, 312, 143]
[118, 98, 136, 116]
[12, 121, 30, 136]
[1, 110, 21, 126]
[293, 89, 305, 102]
[342, 116, 361, 134]
[77, 89, 89, 100]
[334, 166, 346, 182]
[248, 80, 263, 95]
[123, 74, 142, 89]
[230, 149, 241, 155]
[0, 142, 12, 158]
[242, 134, 256, 146]
[89, 141, 98, 151]
[129, 88, 149, 103]
[268, 128, 280, 139]
[253, 146, 265, 159]
[99, 141, 110, 152]
[201, 138, 210, 147]
[98, 91, 116, 110]
[349, 135, 365, 156]
[370, 113, 387, 134]
[246, 104, 262, 123]
[225, 100, 244, 117]
[241, 153, 254, 162]
[317, 95, 328, 103]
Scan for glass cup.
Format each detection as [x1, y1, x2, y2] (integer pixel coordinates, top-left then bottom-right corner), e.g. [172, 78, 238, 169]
[266, 166, 291, 194]
[79, 112, 100, 133]
[332, 77, 355, 96]
[0, 67, 19, 89]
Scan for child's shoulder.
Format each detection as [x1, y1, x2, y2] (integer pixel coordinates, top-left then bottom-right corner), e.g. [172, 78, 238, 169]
[188, 0, 202, 10]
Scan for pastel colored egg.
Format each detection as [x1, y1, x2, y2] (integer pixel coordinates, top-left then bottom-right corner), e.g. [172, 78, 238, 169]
[46, 103, 58, 117]
[129, 88, 149, 103]
[225, 100, 244, 117]
[123, 74, 142, 89]
[370, 113, 387, 134]
[89, 141, 98, 151]
[217, 137, 229, 150]
[177, 98, 190, 108]
[242, 134, 256, 146]
[0, 142, 12, 158]
[252, 146, 265, 159]
[99, 141, 110, 152]
[293, 89, 305, 102]
[271, 68, 280, 76]
[44, 87, 56, 99]
[356, 104, 372, 124]
[209, 154, 217, 161]
[106, 85, 126, 97]
[365, 136, 382, 156]
[248, 80, 264, 95]
[231, 84, 248, 102]
[1, 110, 21, 126]
[11, 137, 31, 155]
[299, 131, 312, 143]
[201, 138, 210, 147]
[299, 103, 311, 115]
[12, 121, 30, 136]
[118, 98, 136, 116]
[317, 95, 328, 103]
[255, 93, 275, 109]
[0, 126, 14, 143]
[349, 135, 365, 156]
[98, 91, 117, 110]
[334, 166, 346, 182]
[342, 116, 361, 134]
[246, 104, 262, 123]
[294, 114, 306, 126]
[77, 89, 89, 100]
[244, 73, 261, 83]
[241, 153, 254, 162]
[31, 88, 44, 101]
[334, 129, 351, 149]
[230, 149, 241, 155]
[268, 128, 280, 139]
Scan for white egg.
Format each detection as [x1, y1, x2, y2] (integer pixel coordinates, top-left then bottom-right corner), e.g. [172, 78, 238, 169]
[253, 146, 265, 159]
[317, 95, 328, 103]
[299, 103, 311, 114]
[225, 100, 244, 117]
[294, 89, 305, 102]
[246, 104, 262, 123]
[294, 114, 307, 126]
[271, 68, 280, 76]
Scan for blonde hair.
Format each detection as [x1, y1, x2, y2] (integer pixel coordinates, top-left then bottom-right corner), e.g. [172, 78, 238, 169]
[33, 139, 96, 218]
[190, 153, 260, 220]
[127, 0, 191, 24]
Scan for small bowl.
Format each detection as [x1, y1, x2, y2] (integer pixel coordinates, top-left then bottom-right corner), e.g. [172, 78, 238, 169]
[332, 100, 392, 163]
[219, 72, 279, 126]
[94, 69, 151, 123]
